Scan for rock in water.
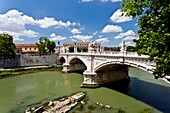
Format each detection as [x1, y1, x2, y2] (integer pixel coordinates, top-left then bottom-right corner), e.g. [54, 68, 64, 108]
[25, 92, 86, 113]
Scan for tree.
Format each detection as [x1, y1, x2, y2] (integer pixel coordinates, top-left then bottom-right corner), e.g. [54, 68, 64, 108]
[122, 0, 170, 78]
[0, 33, 16, 58]
[47, 41, 56, 54]
[110, 47, 121, 51]
[35, 37, 47, 55]
[36, 37, 56, 55]
[126, 46, 136, 52]
[69, 46, 74, 52]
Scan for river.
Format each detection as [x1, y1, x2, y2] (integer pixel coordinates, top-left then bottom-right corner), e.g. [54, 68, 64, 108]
[0, 68, 170, 113]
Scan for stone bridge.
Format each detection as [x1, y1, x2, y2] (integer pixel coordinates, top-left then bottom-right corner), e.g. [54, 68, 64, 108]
[59, 52, 156, 87]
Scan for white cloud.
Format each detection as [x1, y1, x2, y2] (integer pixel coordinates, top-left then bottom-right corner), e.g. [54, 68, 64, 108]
[119, 41, 135, 47]
[100, 0, 109, 3]
[100, 0, 121, 2]
[126, 41, 135, 46]
[71, 28, 82, 34]
[70, 35, 93, 41]
[110, 9, 132, 23]
[36, 17, 59, 28]
[95, 37, 110, 44]
[111, 0, 122, 2]
[13, 37, 24, 42]
[102, 25, 123, 33]
[36, 17, 75, 28]
[71, 39, 77, 42]
[0, 9, 80, 42]
[80, 0, 94, 2]
[123, 36, 136, 41]
[115, 30, 136, 40]
[0, 9, 38, 42]
[93, 31, 98, 35]
[50, 33, 67, 41]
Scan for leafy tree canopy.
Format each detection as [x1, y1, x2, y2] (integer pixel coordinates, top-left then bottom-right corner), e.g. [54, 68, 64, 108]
[126, 46, 137, 52]
[35, 37, 56, 55]
[69, 46, 88, 52]
[0, 33, 16, 58]
[122, 0, 170, 78]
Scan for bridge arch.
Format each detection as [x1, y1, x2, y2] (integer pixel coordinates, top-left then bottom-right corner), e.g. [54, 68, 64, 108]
[68, 57, 87, 72]
[68, 56, 88, 68]
[94, 61, 124, 72]
[58, 56, 66, 65]
[94, 60, 153, 73]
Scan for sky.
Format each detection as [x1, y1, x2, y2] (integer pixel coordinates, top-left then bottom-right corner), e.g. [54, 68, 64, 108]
[0, 0, 138, 47]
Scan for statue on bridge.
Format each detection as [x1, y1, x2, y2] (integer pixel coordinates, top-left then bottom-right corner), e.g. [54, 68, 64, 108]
[88, 41, 100, 53]
[120, 40, 127, 54]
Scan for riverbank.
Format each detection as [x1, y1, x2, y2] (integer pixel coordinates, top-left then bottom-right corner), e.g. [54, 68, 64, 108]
[0, 65, 62, 78]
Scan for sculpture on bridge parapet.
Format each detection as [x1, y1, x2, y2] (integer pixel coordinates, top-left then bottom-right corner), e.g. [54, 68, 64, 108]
[120, 40, 127, 54]
[88, 41, 100, 53]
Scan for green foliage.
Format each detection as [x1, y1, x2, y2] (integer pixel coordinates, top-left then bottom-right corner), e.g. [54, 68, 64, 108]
[69, 46, 88, 52]
[122, 0, 170, 78]
[110, 47, 121, 51]
[88, 105, 96, 110]
[36, 37, 56, 55]
[78, 47, 88, 52]
[47, 40, 56, 54]
[69, 46, 74, 52]
[126, 46, 137, 52]
[0, 71, 12, 76]
[0, 33, 16, 58]
[117, 108, 127, 113]
[138, 108, 153, 113]
[0, 66, 62, 78]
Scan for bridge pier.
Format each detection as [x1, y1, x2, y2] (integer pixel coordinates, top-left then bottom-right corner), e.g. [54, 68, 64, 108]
[62, 63, 70, 73]
[81, 71, 99, 88]
[81, 65, 129, 88]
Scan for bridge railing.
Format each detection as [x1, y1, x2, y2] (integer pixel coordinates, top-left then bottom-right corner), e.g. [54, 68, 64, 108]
[59, 51, 156, 66]
[60, 51, 148, 57]
[125, 57, 156, 67]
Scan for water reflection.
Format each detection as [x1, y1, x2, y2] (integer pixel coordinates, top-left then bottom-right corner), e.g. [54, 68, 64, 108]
[105, 76, 170, 113]
[129, 77, 170, 113]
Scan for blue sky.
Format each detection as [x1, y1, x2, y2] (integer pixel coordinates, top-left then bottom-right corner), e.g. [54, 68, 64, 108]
[0, 0, 138, 47]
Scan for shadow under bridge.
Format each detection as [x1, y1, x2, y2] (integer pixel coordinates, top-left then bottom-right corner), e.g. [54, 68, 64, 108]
[69, 58, 87, 73]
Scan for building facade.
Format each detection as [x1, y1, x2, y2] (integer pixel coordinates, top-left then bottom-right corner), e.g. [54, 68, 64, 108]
[15, 44, 38, 53]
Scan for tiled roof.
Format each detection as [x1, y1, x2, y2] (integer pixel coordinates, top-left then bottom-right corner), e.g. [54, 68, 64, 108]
[15, 44, 36, 48]
[78, 42, 89, 44]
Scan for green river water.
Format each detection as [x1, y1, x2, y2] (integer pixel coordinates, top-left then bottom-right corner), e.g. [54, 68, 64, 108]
[0, 68, 170, 113]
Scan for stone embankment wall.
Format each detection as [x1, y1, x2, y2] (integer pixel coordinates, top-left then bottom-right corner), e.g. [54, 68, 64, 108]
[0, 55, 20, 68]
[0, 54, 59, 68]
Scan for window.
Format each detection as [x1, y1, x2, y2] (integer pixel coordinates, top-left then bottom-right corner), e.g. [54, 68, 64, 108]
[30, 48, 31, 50]
[25, 48, 27, 50]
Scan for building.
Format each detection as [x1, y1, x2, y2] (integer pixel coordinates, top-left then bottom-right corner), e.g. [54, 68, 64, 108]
[15, 44, 38, 53]
[59, 42, 100, 53]
[62, 42, 89, 49]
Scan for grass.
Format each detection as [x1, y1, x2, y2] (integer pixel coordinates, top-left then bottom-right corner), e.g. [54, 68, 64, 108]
[0, 66, 62, 78]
